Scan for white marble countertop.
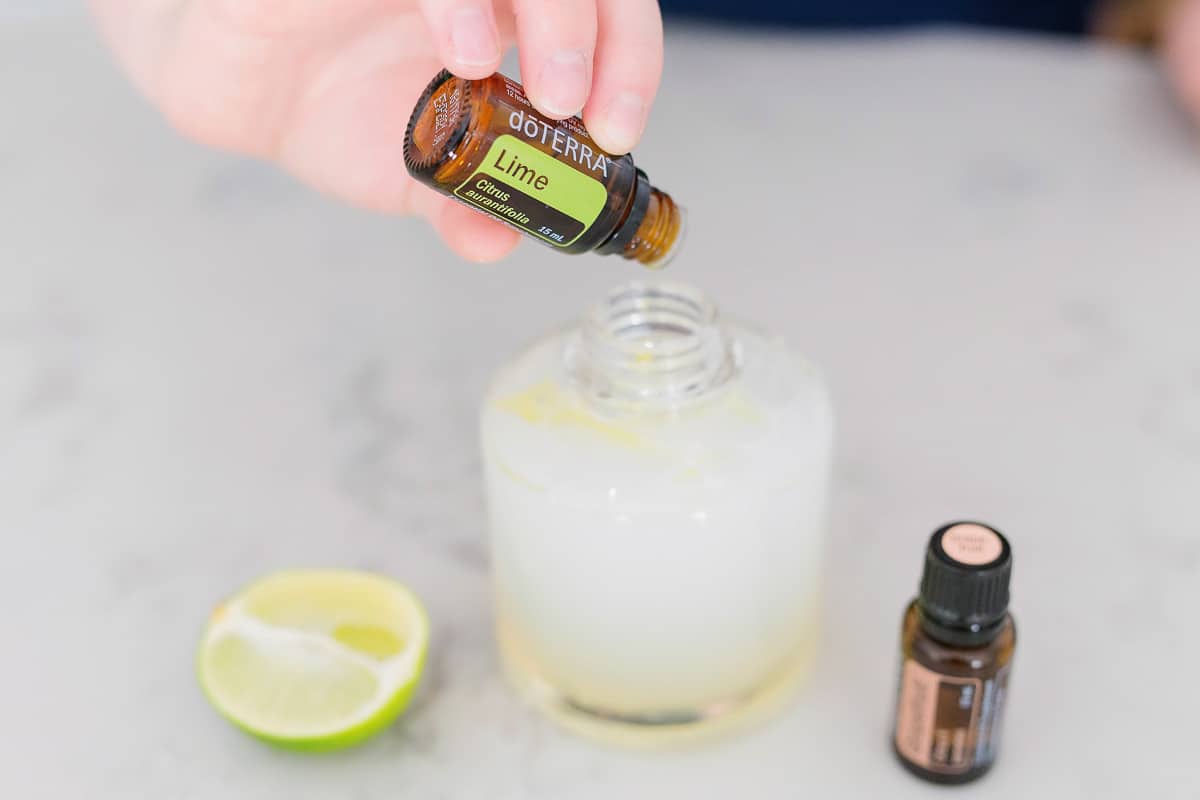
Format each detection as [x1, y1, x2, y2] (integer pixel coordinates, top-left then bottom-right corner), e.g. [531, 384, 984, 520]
[4, 13, 1200, 800]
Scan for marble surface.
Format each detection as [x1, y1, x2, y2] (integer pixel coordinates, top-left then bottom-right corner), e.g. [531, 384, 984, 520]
[0, 1, 72, 21]
[4, 13, 1200, 800]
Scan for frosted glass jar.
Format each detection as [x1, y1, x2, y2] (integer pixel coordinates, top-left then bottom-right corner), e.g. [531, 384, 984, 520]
[480, 281, 833, 745]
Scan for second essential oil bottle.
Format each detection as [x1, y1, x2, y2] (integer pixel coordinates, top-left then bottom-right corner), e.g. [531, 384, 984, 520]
[403, 71, 684, 267]
[893, 522, 1017, 784]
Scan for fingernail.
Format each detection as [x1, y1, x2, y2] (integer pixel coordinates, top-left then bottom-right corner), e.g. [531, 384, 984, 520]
[601, 91, 646, 153]
[536, 50, 589, 117]
[451, 7, 500, 67]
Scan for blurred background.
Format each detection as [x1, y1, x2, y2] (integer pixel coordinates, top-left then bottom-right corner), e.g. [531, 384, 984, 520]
[3, 1, 1199, 798]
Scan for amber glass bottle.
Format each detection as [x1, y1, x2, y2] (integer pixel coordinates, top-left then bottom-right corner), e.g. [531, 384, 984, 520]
[893, 522, 1016, 784]
[404, 70, 684, 267]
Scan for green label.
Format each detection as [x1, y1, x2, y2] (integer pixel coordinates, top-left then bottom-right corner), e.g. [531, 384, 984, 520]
[455, 135, 607, 246]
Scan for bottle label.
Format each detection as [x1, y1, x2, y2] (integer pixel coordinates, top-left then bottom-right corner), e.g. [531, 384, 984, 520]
[894, 659, 1010, 774]
[455, 134, 608, 247]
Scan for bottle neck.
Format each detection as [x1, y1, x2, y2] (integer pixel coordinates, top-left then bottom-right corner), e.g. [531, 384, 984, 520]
[917, 601, 1008, 648]
[624, 188, 684, 267]
[596, 171, 685, 268]
[565, 281, 736, 409]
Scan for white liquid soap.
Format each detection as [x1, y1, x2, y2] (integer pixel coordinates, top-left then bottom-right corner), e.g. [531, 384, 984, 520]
[480, 281, 833, 745]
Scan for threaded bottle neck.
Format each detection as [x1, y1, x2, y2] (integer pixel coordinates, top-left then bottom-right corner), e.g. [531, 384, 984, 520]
[596, 170, 685, 268]
[621, 188, 684, 267]
[566, 281, 735, 408]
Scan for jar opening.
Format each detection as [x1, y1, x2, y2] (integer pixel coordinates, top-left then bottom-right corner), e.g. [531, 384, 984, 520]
[567, 281, 736, 406]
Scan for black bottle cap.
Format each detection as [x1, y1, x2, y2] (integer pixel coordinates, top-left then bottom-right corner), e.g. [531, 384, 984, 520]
[919, 522, 1012, 637]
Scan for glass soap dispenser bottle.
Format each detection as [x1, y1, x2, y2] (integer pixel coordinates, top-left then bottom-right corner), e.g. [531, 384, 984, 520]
[479, 281, 834, 746]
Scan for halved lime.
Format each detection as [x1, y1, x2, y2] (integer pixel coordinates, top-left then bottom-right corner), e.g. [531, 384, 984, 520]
[198, 569, 429, 751]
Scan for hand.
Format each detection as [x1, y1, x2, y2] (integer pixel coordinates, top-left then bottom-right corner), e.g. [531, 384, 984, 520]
[88, 0, 664, 262]
[1165, 0, 1200, 125]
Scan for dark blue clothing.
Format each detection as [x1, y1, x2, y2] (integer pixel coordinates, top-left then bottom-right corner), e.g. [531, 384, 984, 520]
[659, 0, 1094, 34]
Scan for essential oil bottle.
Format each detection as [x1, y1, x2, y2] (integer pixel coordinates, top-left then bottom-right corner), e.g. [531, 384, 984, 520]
[892, 522, 1016, 784]
[403, 71, 684, 267]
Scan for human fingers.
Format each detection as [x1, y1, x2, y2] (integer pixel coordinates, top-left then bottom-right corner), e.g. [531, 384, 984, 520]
[511, 0, 597, 119]
[418, 0, 504, 79]
[422, 195, 523, 261]
[1164, 0, 1200, 123]
[581, 0, 662, 154]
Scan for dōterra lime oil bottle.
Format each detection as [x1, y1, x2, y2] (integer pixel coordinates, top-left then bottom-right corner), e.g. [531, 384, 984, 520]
[404, 71, 684, 267]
